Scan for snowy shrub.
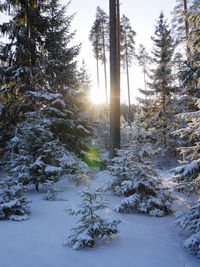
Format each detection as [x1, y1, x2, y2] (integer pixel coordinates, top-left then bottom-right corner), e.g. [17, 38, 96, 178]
[43, 180, 61, 201]
[64, 187, 121, 250]
[175, 203, 200, 257]
[108, 111, 173, 217]
[0, 176, 31, 221]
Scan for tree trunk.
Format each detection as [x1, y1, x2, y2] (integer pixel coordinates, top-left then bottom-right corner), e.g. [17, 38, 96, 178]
[35, 181, 39, 192]
[102, 26, 108, 106]
[116, 0, 120, 107]
[125, 37, 131, 124]
[96, 57, 100, 90]
[183, 0, 190, 59]
[30, 0, 36, 67]
[109, 0, 120, 158]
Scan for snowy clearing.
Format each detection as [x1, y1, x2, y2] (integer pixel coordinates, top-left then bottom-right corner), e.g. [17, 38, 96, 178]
[0, 170, 199, 267]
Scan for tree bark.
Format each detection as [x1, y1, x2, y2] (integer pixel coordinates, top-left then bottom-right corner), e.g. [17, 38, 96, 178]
[102, 25, 108, 106]
[109, 0, 120, 158]
[125, 36, 131, 124]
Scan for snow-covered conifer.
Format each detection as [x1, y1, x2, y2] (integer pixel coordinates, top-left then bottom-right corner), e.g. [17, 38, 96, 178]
[175, 203, 200, 257]
[172, 99, 200, 195]
[6, 114, 88, 191]
[43, 180, 61, 201]
[0, 176, 30, 221]
[65, 187, 121, 250]
[138, 12, 177, 155]
[108, 111, 172, 217]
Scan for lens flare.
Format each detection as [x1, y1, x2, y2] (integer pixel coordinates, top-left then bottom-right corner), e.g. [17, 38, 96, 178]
[83, 140, 102, 168]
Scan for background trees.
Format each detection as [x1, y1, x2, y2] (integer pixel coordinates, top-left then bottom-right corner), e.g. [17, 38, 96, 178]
[120, 14, 136, 124]
[89, 6, 109, 106]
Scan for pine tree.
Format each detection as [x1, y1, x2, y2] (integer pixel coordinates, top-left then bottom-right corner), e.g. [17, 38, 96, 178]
[137, 44, 151, 102]
[120, 14, 136, 123]
[64, 187, 121, 250]
[109, 0, 120, 158]
[89, 6, 109, 106]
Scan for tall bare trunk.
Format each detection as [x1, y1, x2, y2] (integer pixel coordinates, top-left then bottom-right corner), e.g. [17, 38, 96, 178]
[102, 25, 108, 106]
[116, 0, 120, 107]
[109, 0, 120, 158]
[96, 57, 100, 90]
[125, 36, 131, 124]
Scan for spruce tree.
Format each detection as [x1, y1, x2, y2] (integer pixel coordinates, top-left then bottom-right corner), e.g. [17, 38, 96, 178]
[65, 187, 121, 250]
[141, 12, 176, 154]
[0, 176, 31, 221]
[108, 111, 172, 217]
[0, 1, 93, 190]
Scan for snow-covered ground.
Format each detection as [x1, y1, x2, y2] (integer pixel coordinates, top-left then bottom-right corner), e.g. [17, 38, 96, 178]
[0, 169, 199, 267]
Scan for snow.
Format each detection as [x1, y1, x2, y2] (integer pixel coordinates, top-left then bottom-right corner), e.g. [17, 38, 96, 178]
[0, 170, 200, 267]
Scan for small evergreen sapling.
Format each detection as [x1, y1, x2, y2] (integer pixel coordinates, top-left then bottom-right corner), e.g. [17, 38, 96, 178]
[43, 180, 61, 201]
[64, 187, 121, 250]
[108, 111, 172, 217]
[0, 176, 31, 221]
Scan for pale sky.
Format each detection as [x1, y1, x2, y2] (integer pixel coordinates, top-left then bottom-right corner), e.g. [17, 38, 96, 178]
[66, 0, 177, 104]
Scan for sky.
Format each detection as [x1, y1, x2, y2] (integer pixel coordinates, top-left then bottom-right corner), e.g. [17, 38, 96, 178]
[66, 0, 177, 104]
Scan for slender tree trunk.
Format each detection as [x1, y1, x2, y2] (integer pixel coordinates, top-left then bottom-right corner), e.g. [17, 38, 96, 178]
[125, 37, 131, 124]
[30, 0, 36, 67]
[184, 0, 190, 59]
[143, 60, 148, 100]
[109, 0, 120, 158]
[102, 26, 108, 106]
[116, 0, 120, 107]
[96, 57, 100, 90]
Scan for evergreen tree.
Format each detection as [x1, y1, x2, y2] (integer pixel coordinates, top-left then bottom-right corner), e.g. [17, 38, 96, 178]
[137, 44, 152, 104]
[108, 111, 172, 217]
[172, 4, 200, 257]
[5, 112, 89, 191]
[175, 203, 200, 257]
[0, 176, 31, 221]
[172, 100, 200, 195]
[64, 187, 121, 250]
[120, 14, 136, 123]
[172, 0, 192, 42]
[89, 6, 109, 106]
[0, 0, 48, 145]
[0, 1, 93, 179]
[141, 12, 176, 154]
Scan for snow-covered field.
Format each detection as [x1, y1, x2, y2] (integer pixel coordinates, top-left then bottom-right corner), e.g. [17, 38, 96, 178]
[0, 170, 199, 267]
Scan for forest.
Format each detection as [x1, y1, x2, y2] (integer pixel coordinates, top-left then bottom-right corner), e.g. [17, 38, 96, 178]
[0, 0, 200, 266]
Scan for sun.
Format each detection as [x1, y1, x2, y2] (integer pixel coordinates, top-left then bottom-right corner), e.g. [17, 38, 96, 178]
[89, 87, 107, 105]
